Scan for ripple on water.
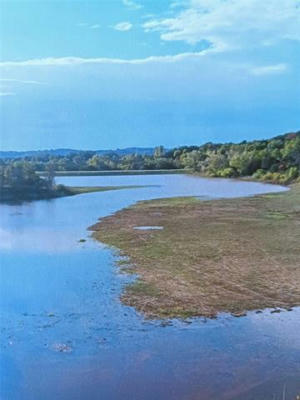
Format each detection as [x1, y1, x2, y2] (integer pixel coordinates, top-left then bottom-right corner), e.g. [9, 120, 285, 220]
[0, 174, 296, 400]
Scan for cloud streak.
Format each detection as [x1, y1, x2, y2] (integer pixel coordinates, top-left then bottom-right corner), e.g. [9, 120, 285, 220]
[0, 78, 45, 84]
[0, 51, 217, 67]
[0, 55, 292, 80]
[122, 0, 142, 10]
[250, 63, 288, 76]
[113, 21, 133, 31]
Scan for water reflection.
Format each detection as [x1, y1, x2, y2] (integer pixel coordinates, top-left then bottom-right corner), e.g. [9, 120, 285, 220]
[0, 175, 288, 254]
[0, 175, 298, 400]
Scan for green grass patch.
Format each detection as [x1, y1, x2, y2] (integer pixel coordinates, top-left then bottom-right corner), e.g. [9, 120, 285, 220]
[264, 211, 290, 220]
[65, 185, 151, 195]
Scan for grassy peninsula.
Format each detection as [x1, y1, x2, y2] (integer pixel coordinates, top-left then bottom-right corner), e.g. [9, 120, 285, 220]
[91, 184, 300, 319]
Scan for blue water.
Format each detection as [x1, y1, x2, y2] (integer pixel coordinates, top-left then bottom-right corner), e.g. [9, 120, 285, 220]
[0, 174, 299, 400]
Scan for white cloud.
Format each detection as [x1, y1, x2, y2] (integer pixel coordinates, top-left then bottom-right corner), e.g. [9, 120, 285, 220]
[114, 21, 133, 31]
[250, 63, 288, 76]
[90, 24, 100, 29]
[143, 0, 300, 52]
[0, 51, 216, 68]
[122, 0, 142, 10]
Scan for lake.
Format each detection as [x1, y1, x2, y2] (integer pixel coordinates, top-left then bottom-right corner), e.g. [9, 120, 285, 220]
[0, 174, 299, 400]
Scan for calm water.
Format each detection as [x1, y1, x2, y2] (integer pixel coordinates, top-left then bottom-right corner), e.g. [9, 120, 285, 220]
[0, 174, 299, 400]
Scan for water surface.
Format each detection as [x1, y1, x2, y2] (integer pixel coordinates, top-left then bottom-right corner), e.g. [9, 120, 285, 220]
[1, 174, 299, 400]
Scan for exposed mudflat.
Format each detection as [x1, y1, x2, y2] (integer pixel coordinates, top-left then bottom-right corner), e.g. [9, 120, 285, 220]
[92, 184, 300, 318]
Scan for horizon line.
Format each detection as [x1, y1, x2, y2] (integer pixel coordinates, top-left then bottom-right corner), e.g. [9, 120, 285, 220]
[1, 130, 299, 154]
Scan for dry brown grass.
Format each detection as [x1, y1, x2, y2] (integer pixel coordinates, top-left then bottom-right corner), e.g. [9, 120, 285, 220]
[90, 184, 300, 318]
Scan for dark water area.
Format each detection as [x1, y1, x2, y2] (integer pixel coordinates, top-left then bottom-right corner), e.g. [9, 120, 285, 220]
[0, 174, 299, 400]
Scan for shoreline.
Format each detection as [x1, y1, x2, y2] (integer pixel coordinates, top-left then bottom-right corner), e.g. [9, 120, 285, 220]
[90, 183, 300, 319]
[37, 169, 299, 186]
[0, 184, 148, 204]
[38, 169, 189, 177]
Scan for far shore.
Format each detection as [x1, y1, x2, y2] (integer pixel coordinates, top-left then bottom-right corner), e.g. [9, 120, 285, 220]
[38, 169, 189, 177]
[90, 183, 300, 319]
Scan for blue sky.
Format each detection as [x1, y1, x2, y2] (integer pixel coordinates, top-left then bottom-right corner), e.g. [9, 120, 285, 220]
[0, 0, 299, 150]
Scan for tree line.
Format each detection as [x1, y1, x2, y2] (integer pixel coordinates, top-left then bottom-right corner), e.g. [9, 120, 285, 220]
[169, 131, 300, 184]
[1, 132, 299, 193]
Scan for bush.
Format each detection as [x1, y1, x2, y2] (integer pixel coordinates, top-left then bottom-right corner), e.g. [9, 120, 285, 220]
[287, 167, 299, 180]
[252, 169, 265, 179]
[219, 168, 236, 178]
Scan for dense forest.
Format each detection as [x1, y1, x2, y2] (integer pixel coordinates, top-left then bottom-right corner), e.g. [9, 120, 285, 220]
[170, 131, 300, 184]
[1, 132, 299, 199]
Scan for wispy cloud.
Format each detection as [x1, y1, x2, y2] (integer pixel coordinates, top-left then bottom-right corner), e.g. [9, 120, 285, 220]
[113, 21, 133, 31]
[0, 51, 215, 68]
[0, 58, 292, 90]
[122, 0, 142, 10]
[250, 63, 288, 76]
[143, 0, 300, 53]
[0, 78, 45, 85]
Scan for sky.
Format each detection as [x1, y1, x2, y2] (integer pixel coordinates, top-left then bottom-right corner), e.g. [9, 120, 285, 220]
[0, 0, 300, 151]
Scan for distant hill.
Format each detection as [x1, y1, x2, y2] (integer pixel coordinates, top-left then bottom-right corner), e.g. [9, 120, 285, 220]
[0, 147, 155, 159]
[96, 147, 155, 156]
[0, 149, 80, 159]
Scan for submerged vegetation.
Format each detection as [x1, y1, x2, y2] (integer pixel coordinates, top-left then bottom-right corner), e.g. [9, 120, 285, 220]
[91, 184, 300, 319]
[1, 130, 299, 184]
